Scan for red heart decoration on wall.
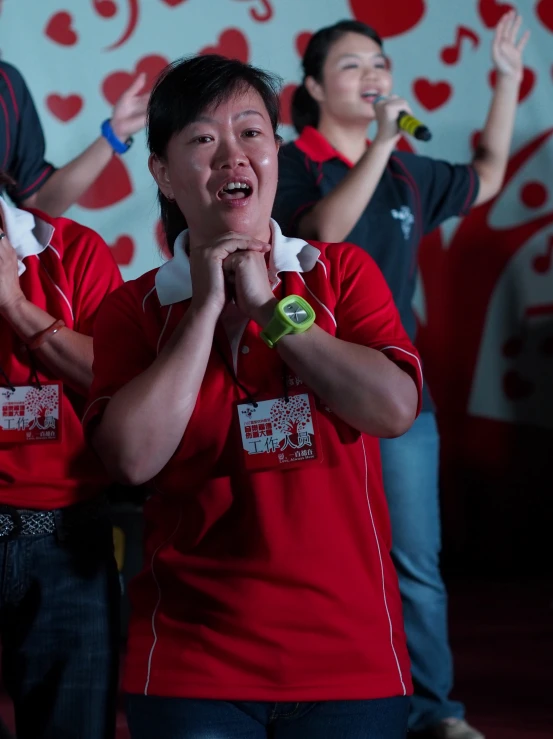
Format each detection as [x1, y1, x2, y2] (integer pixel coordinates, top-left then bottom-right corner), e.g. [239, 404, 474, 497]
[46, 93, 83, 122]
[200, 29, 249, 63]
[109, 235, 135, 266]
[412, 78, 452, 111]
[295, 32, 312, 58]
[102, 55, 169, 106]
[537, 0, 553, 32]
[77, 156, 132, 209]
[478, 0, 514, 28]
[45, 11, 78, 46]
[348, 0, 425, 38]
[279, 84, 297, 126]
[160, 0, 189, 5]
[489, 67, 535, 102]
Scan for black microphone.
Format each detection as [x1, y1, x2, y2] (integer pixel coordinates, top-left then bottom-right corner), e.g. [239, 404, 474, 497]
[397, 110, 432, 141]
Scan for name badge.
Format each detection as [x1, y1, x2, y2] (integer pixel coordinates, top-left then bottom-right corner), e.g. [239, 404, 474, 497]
[237, 392, 321, 471]
[0, 383, 62, 443]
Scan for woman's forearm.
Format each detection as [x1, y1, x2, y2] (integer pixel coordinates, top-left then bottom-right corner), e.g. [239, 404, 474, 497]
[472, 74, 520, 204]
[92, 305, 219, 485]
[269, 319, 418, 437]
[0, 297, 93, 393]
[298, 139, 395, 243]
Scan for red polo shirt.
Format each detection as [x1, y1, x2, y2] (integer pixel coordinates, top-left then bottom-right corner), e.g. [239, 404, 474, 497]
[0, 209, 122, 509]
[84, 221, 422, 701]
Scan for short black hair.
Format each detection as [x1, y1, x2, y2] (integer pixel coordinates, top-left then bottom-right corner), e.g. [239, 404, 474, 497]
[291, 20, 383, 134]
[148, 54, 282, 253]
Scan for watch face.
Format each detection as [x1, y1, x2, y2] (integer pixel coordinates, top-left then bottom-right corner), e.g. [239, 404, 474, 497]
[283, 300, 309, 325]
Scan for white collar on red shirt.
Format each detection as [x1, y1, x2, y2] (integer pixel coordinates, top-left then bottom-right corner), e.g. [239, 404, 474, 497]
[0, 196, 54, 276]
[155, 218, 320, 306]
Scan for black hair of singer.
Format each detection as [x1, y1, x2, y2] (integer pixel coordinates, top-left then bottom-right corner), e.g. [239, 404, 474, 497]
[291, 19, 383, 135]
[147, 54, 283, 255]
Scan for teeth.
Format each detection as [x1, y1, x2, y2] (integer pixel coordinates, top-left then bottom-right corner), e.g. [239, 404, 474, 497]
[224, 182, 248, 191]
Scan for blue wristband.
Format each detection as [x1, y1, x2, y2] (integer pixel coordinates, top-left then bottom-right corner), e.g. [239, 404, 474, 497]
[101, 119, 133, 154]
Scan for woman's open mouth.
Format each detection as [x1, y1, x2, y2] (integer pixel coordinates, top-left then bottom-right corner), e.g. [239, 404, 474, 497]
[218, 180, 253, 203]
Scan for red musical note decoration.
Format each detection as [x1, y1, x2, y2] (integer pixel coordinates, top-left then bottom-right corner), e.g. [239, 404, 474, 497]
[92, 0, 118, 18]
[440, 25, 480, 65]
[233, 0, 273, 22]
[532, 237, 553, 274]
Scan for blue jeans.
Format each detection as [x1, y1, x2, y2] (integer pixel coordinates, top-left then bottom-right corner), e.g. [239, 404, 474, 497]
[0, 504, 120, 739]
[126, 695, 410, 738]
[380, 412, 464, 732]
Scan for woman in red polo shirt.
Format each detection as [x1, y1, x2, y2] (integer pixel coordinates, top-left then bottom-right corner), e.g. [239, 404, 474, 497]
[274, 15, 528, 739]
[86, 54, 422, 739]
[0, 170, 122, 739]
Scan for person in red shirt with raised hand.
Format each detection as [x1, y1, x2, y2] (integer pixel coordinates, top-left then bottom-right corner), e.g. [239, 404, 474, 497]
[86, 54, 422, 739]
[0, 172, 123, 739]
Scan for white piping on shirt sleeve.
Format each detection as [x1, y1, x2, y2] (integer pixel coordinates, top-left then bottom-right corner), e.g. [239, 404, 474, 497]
[380, 345, 423, 389]
[142, 286, 157, 313]
[156, 305, 173, 355]
[36, 255, 74, 321]
[82, 395, 112, 426]
[296, 273, 337, 328]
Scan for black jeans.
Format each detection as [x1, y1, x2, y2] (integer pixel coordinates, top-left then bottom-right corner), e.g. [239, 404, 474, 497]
[0, 502, 120, 739]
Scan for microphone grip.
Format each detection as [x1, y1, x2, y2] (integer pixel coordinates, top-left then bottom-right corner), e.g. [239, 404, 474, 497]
[397, 111, 432, 142]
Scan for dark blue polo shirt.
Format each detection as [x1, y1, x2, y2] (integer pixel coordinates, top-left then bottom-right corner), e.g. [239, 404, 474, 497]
[0, 61, 55, 204]
[273, 126, 479, 409]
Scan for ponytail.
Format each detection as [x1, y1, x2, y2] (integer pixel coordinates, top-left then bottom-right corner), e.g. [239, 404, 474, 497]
[158, 192, 187, 256]
[291, 83, 319, 134]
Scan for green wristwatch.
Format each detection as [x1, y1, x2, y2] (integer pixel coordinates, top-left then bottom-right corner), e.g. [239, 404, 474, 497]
[260, 295, 316, 348]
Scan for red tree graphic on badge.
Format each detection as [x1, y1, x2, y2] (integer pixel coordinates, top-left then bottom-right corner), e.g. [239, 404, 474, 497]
[270, 395, 312, 450]
[25, 387, 58, 430]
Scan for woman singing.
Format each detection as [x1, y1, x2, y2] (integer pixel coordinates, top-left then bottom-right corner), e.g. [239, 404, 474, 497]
[85, 54, 423, 739]
[274, 13, 528, 739]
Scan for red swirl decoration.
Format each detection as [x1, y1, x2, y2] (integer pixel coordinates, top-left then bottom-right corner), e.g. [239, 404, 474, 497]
[91, 0, 140, 50]
[233, 0, 273, 23]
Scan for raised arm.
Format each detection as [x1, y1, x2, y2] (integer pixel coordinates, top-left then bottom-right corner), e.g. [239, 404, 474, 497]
[21, 75, 149, 217]
[472, 11, 529, 205]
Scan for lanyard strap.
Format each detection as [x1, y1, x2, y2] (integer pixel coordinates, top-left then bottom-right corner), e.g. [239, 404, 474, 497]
[0, 348, 43, 392]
